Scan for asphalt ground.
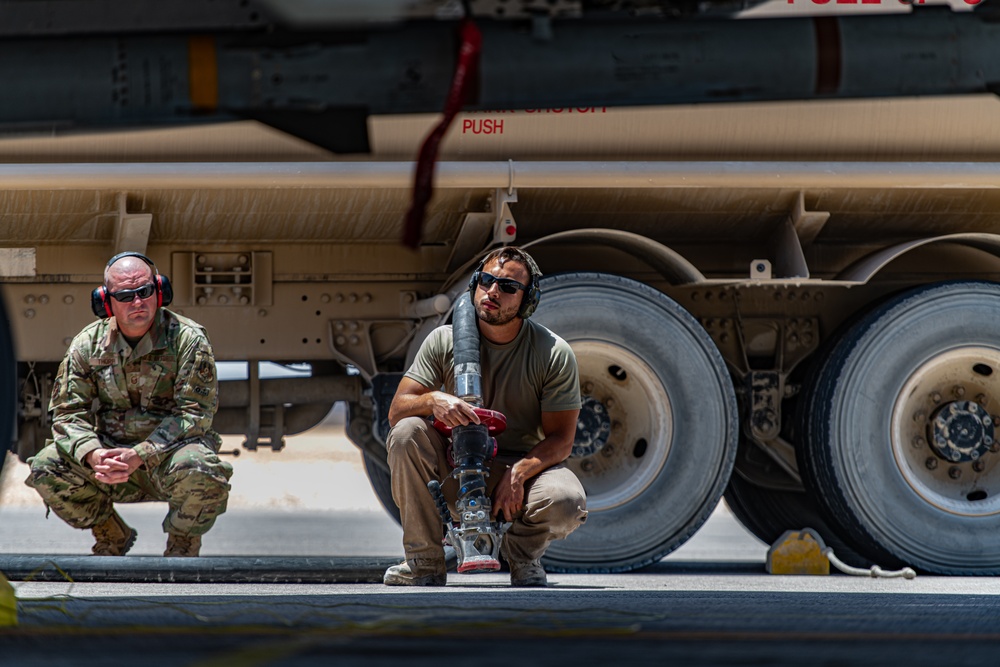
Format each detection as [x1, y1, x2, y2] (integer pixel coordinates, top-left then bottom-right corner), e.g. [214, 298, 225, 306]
[5, 412, 999, 666]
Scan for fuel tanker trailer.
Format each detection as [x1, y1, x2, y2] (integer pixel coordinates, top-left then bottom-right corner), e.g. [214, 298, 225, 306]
[4, 1, 1000, 574]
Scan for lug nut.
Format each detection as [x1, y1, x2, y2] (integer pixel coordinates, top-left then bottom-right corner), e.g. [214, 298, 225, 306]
[974, 460, 987, 473]
[912, 436, 924, 448]
[949, 466, 963, 479]
[931, 392, 942, 403]
[954, 385, 966, 398]
[926, 458, 938, 470]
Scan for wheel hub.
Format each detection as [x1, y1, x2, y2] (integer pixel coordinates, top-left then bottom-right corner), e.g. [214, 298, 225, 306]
[572, 395, 612, 458]
[561, 340, 672, 512]
[890, 346, 1000, 516]
[929, 400, 995, 463]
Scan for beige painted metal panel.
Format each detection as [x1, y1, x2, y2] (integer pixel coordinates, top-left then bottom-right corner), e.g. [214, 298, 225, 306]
[373, 96, 1000, 162]
[0, 96, 994, 165]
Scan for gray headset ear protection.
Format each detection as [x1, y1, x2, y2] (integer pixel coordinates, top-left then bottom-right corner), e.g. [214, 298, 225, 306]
[467, 251, 541, 319]
[91, 252, 173, 318]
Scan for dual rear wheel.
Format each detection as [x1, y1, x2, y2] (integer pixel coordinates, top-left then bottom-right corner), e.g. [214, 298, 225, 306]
[798, 281, 1000, 574]
[730, 281, 1000, 574]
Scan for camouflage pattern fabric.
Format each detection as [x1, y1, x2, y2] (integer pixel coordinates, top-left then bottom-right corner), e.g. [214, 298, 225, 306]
[25, 308, 232, 535]
[27, 439, 232, 535]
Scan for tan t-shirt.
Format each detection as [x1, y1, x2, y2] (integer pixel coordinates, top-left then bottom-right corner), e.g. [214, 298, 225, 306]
[405, 319, 581, 454]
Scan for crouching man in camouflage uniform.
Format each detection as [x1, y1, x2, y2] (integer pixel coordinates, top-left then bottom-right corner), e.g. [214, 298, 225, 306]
[25, 252, 233, 557]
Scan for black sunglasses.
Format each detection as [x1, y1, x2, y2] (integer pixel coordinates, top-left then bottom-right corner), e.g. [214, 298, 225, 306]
[109, 283, 156, 303]
[477, 271, 526, 295]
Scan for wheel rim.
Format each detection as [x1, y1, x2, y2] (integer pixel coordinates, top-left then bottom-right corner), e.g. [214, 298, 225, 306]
[564, 340, 673, 512]
[890, 346, 1000, 517]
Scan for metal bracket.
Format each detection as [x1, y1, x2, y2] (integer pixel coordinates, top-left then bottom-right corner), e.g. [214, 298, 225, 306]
[702, 316, 747, 376]
[703, 315, 819, 379]
[240, 361, 286, 452]
[790, 191, 830, 247]
[764, 192, 830, 280]
[748, 435, 801, 485]
[170, 251, 272, 308]
[772, 217, 809, 279]
[444, 188, 518, 273]
[734, 318, 821, 483]
[114, 192, 152, 256]
[747, 371, 782, 441]
[446, 212, 494, 273]
[750, 259, 772, 280]
[493, 187, 517, 245]
[328, 319, 413, 383]
[742, 372, 802, 484]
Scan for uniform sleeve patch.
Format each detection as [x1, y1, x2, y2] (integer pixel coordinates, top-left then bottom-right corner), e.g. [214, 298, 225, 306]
[196, 360, 215, 383]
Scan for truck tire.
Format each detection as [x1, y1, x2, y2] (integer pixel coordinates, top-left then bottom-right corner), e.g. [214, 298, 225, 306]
[362, 452, 400, 523]
[802, 281, 1000, 574]
[532, 272, 738, 572]
[0, 295, 13, 484]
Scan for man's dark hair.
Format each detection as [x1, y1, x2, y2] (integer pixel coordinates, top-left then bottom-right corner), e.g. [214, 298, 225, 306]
[480, 246, 542, 283]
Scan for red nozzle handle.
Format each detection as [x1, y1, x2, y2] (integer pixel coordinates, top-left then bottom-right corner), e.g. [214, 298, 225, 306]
[433, 408, 507, 438]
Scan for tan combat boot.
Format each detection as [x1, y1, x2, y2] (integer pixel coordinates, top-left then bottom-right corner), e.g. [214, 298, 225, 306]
[383, 561, 447, 586]
[91, 511, 137, 556]
[164, 534, 202, 557]
[509, 560, 547, 587]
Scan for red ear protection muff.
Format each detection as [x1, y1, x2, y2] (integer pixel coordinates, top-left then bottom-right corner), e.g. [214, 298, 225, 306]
[91, 252, 173, 318]
[467, 251, 541, 319]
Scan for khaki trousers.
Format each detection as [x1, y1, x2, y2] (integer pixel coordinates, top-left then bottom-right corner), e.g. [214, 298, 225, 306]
[387, 416, 588, 576]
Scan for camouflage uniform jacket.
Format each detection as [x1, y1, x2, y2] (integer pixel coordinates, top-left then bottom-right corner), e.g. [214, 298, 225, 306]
[49, 308, 221, 469]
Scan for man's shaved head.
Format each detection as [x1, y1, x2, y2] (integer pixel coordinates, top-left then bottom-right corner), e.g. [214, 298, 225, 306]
[105, 255, 153, 287]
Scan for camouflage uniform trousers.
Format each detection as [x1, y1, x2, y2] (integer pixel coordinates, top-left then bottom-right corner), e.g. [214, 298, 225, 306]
[25, 437, 234, 537]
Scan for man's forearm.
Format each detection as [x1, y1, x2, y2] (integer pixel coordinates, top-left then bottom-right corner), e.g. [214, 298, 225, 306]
[510, 436, 573, 485]
[388, 392, 435, 426]
[136, 412, 213, 467]
[51, 417, 102, 466]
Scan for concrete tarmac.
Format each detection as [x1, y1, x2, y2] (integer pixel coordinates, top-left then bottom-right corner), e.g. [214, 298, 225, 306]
[4, 415, 998, 666]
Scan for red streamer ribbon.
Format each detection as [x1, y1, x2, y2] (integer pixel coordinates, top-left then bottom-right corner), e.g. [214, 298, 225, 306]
[402, 18, 482, 249]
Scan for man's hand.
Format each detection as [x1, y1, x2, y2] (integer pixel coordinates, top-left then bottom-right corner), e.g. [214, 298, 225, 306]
[488, 410, 579, 522]
[86, 447, 143, 485]
[429, 391, 481, 428]
[492, 465, 525, 522]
